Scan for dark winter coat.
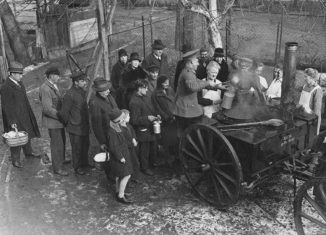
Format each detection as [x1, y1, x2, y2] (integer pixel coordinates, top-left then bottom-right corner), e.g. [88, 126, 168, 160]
[216, 59, 229, 82]
[174, 66, 210, 118]
[89, 93, 118, 145]
[111, 61, 128, 90]
[59, 86, 89, 136]
[129, 93, 157, 142]
[174, 59, 186, 91]
[107, 124, 133, 178]
[142, 53, 169, 76]
[152, 87, 177, 147]
[121, 124, 140, 174]
[1, 78, 40, 138]
[196, 57, 211, 80]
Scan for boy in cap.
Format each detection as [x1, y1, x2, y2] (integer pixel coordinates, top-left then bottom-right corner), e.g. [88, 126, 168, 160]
[142, 39, 169, 76]
[59, 72, 90, 175]
[1, 61, 41, 168]
[40, 66, 68, 176]
[213, 48, 229, 82]
[146, 65, 160, 97]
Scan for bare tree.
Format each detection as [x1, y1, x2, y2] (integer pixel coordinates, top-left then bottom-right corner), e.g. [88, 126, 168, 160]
[177, 0, 235, 49]
[0, 0, 31, 65]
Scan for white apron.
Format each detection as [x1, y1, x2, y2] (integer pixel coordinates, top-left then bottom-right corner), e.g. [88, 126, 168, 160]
[202, 79, 221, 118]
[298, 85, 319, 114]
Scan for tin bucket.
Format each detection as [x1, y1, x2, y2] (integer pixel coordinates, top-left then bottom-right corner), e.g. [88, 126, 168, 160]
[221, 91, 235, 109]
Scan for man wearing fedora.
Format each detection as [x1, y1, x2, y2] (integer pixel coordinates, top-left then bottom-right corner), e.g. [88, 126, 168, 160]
[111, 49, 128, 108]
[142, 39, 169, 77]
[174, 49, 216, 133]
[213, 48, 229, 83]
[59, 72, 90, 175]
[1, 61, 40, 168]
[121, 52, 147, 109]
[39, 67, 68, 176]
[89, 77, 118, 151]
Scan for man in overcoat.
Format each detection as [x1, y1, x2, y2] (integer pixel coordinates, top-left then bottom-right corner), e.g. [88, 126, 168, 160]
[1, 61, 40, 168]
[39, 67, 68, 176]
[142, 39, 169, 76]
[174, 50, 216, 133]
[59, 72, 89, 175]
[129, 79, 159, 176]
[89, 78, 118, 150]
[213, 48, 229, 83]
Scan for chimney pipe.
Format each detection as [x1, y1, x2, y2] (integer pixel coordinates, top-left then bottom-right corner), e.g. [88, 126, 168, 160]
[281, 42, 298, 122]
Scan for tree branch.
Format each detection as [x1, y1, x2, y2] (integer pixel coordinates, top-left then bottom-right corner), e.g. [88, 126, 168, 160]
[179, 0, 210, 18]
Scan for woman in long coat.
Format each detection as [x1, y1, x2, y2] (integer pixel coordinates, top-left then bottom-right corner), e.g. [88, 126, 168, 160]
[152, 75, 178, 162]
[107, 108, 133, 204]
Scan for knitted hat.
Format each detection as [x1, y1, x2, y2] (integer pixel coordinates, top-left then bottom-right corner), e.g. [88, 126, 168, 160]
[109, 108, 123, 122]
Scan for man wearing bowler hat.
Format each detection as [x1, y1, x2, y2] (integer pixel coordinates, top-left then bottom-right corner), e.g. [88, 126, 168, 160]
[59, 72, 90, 175]
[121, 52, 147, 108]
[142, 39, 169, 76]
[1, 61, 40, 168]
[40, 66, 68, 176]
[174, 49, 217, 133]
[213, 48, 229, 83]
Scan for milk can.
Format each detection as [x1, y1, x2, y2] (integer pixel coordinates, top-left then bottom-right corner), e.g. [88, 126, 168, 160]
[221, 88, 235, 109]
[153, 120, 161, 134]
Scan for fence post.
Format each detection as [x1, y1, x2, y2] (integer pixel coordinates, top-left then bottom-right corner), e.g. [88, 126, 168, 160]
[0, 20, 7, 75]
[142, 15, 146, 58]
[274, 23, 280, 65]
[149, 13, 153, 44]
[97, 0, 110, 80]
[225, 20, 228, 63]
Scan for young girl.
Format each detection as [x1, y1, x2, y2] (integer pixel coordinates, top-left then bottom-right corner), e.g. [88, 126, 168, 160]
[120, 109, 141, 183]
[107, 108, 133, 204]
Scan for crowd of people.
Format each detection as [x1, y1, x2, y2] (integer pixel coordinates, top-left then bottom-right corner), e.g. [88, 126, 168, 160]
[1, 38, 324, 205]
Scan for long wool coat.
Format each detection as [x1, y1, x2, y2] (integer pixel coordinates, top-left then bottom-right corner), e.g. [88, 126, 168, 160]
[107, 124, 133, 178]
[142, 53, 169, 76]
[1, 78, 40, 138]
[129, 93, 157, 142]
[89, 93, 118, 145]
[152, 87, 177, 147]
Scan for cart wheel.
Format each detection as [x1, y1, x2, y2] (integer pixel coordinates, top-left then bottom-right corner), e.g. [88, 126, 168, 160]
[294, 178, 326, 235]
[180, 124, 243, 209]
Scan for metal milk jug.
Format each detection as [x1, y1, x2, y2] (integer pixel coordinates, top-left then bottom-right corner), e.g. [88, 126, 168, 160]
[221, 90, 235, 109]
[153, 121, 161, 134]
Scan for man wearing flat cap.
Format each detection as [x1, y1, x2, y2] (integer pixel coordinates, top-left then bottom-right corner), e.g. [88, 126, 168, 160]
[111, 49, 128, 108]
[1, 61, 40, 168]
[196, 47, 211, 80]
[174, 49, 217, 133]
[59, 72, 90, 175]
[142, 39, 169, 77]
[39, 67, 68, 176]
[121, 52, 147, 108]
[146, 65, 159, 97]
[213, 48, 229, 83]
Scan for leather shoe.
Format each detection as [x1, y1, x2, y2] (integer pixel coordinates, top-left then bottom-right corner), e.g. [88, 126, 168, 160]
[142, 169, 154, 176]
[75, 168, 86, 175]
[12, 160, 22, 168]
[116, 196, 132, 204]
[54, 169, 69, 176]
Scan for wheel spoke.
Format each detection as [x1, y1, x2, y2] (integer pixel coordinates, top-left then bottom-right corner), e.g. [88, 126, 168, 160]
[212, 144, 226, 160]
[186, 135, 205, 159]
[196, 129, 208, 160]
[184, 165, 203, 172]
[210, 174, 222, 203]
[215, 168, 237, 184]
[213, 170, 234, 200]
[207, 132, 213, 159]
[182, 148, 204, 163]
[300, 212, 326, 229]
[192, 172, 206, 187]
[318, 184, 326, 206]
[213, 162, 233, 166]
[304, 193, 326, 221]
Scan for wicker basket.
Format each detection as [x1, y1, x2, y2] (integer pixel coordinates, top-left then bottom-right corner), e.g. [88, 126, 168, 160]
[2, 128, 29, 147]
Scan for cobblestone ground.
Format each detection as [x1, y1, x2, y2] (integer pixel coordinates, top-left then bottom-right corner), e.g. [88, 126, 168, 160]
[0, 67, 313, 235]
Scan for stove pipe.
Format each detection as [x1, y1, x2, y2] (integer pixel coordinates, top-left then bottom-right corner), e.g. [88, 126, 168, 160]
[281, 42, 298, 106]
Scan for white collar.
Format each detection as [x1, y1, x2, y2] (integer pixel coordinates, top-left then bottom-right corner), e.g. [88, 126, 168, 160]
[153, 54, 161, 60]
[9, 76, 20, 86]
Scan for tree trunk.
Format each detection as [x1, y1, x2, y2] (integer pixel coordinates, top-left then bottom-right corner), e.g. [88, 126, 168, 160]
[0, 0, 31, 65]
[207, 0, 223, 49]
